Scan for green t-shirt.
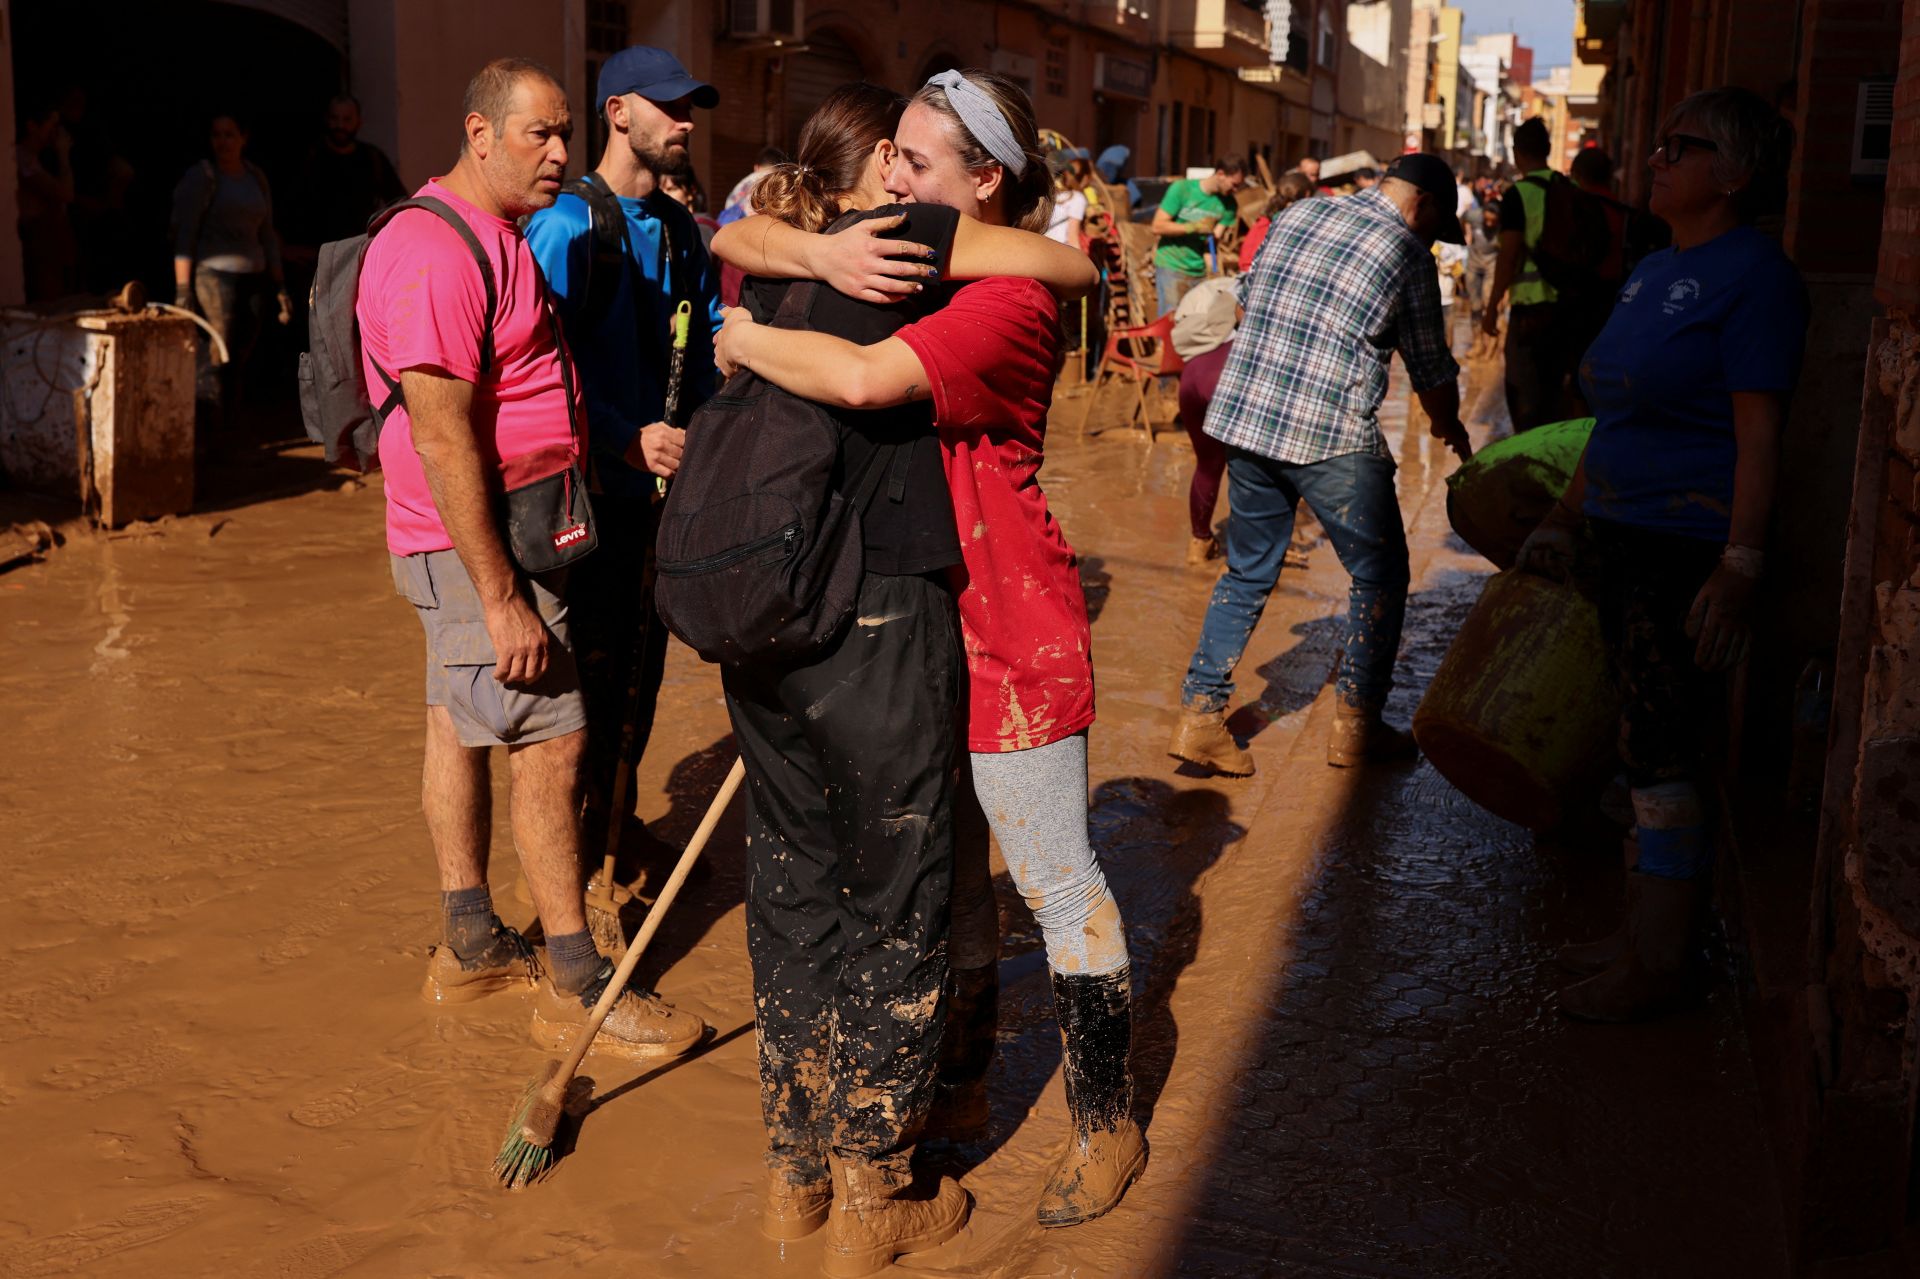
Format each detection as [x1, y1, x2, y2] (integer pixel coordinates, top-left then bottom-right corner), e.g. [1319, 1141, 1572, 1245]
[1155, 178, 1230, 277]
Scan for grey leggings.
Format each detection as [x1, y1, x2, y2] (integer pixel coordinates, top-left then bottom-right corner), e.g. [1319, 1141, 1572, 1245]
[949, 732, 1129, 977]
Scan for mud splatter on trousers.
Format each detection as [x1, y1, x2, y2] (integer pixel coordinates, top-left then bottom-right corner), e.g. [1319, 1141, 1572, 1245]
[721, 571, 962, 1189]
[571, 492, 670, 850]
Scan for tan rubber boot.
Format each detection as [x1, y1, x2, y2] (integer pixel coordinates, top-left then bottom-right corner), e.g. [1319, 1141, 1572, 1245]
[1558, 872, 1703, 1022]
[1167, 705, 1254, 777]
[763, 1174, 833, 1242]
[530, 961, 707, 1060]
[1326, 700, 1417, 768]
[821, 1156, 969, 1278]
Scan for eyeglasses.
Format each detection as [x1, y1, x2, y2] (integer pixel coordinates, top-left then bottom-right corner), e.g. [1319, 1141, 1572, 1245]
[1654, 133, 1720, 163]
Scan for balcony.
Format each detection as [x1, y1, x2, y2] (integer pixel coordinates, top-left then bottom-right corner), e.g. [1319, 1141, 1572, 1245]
[1575, 0, 1624, 63]
[1166, 0, 1272, 70]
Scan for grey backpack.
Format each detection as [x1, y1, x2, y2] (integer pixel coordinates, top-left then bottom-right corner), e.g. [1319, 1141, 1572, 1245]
[297, 197, 495, 472]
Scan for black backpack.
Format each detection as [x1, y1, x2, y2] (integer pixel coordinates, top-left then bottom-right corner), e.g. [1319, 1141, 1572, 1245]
[653, 279, 908, 666]
[297, 197, 496, 472]
[1523, 172, 1612, 297]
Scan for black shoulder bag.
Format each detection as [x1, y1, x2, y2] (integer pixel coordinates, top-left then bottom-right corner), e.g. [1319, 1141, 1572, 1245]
[499, 289, 598, 573]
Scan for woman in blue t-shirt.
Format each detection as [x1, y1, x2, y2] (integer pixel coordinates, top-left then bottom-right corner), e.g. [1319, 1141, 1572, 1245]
[1517, 87, 1806, 1023]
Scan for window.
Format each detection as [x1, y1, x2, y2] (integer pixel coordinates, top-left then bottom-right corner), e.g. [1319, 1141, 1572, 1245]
[586, 1, 631, 159]
[1045, 39, 1068, 98]
[1317, 5, 1335, 68]
[1172, 101, 1185, 170]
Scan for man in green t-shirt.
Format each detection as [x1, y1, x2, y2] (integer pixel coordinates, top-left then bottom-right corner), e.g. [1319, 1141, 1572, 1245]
[1151, 156, 1247, 316]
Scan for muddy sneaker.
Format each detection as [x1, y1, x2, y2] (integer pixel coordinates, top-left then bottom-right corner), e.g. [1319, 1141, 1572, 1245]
[529, 961, 707, 1061]
[420, 918, 540, 1006]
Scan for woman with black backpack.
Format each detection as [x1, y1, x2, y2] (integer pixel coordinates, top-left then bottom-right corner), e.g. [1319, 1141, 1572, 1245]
[690, 81, 1097, 1276]
[715, 69, 1145, 1252]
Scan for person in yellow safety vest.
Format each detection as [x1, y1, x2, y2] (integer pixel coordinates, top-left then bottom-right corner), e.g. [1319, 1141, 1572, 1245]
[1481, 117, 1574, 431]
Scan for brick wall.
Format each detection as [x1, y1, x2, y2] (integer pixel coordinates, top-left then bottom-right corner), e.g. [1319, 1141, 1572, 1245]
[1784, 0, 1903, 274]
[1874, 0, 1920, 304]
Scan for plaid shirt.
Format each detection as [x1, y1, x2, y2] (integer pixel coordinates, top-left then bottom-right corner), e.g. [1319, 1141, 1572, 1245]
[1205, 188, 1459, 466]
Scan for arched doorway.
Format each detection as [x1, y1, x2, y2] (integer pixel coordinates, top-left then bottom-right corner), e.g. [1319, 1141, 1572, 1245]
[915, 49, 963, 87]
[782, 29, 870, 150]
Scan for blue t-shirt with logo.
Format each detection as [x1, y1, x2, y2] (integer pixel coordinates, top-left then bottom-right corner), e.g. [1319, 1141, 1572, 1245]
[1577, 225, 1807, 541]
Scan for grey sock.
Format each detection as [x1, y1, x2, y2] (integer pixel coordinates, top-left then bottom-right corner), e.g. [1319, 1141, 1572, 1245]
[442, 885, 496, 959]
[546, 929, 603, 995]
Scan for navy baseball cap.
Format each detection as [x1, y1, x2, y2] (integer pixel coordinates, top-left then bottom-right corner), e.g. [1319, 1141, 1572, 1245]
[597, 46, 719, 110]
[1383, 152, 1465, 243]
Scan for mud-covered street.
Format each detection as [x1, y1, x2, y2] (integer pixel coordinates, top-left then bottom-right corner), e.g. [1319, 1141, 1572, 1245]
[0, 346, 1787, 1277]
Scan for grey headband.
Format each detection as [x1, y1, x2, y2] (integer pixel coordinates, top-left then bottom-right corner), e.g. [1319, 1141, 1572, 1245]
[925, 70, 1027, 178]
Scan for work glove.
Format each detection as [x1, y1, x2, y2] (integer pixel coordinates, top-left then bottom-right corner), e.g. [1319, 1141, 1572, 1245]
[173, 283, 194, 310]
[1685, 547, 1762, 672]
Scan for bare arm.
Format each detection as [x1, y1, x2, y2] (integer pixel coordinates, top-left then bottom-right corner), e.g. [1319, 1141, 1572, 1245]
[714, 307, 928, 410]
[1151, 207, 1192, 239]
[710, 212, 931, 304]
[1725, 391, 1782, 550]
[949, 217, 1097, 299]
[401, 369, 550, 687]
[1481, 229, 1525, 334]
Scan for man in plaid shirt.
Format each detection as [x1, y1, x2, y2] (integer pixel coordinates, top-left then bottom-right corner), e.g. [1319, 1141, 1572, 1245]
[1168, 153, 1472, 776]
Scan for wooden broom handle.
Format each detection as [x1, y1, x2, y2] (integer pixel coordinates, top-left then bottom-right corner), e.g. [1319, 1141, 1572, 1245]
[556, 756, 747, 1081]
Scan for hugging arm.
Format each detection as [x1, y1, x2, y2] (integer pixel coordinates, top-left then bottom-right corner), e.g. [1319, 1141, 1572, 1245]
[715, 308, 928, 411]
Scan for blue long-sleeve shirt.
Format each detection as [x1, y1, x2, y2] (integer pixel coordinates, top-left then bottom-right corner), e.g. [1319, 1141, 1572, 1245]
[524, 187, 724, 498]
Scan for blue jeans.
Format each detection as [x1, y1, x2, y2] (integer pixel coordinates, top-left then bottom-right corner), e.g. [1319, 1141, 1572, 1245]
[1182, 447, 1410, 711]
[1154, 265, 1200, 318]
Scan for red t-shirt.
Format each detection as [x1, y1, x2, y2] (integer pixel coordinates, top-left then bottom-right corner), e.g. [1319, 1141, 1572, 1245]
[357, 180, 581, 555]
[896, 277, 1095, 753]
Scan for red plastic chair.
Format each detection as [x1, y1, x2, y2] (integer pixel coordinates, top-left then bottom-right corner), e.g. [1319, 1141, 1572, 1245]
[1075, 311, 1185, 442]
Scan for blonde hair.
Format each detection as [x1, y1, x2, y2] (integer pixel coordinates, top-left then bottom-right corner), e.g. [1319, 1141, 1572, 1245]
[911, 70, 1053, 233]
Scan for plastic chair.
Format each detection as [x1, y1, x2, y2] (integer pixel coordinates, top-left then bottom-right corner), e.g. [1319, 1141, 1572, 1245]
[1074, 311, 1185, 442]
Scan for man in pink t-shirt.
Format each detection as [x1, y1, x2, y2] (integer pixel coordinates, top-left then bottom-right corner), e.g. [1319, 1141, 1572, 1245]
[358, 57, 703, 1059]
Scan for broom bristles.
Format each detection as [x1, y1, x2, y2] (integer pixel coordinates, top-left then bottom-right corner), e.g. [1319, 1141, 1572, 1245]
[492, 1067, 564, 1190]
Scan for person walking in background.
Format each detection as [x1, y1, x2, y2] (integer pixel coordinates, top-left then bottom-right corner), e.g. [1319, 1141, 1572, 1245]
[1481, 117, 1576, 430]
[364, 57, 705, 1056]
[1518, 88, 1806, 1023]
[1237, 168, 1314, 273]
[524, 46, 725, 871]
[1150, 156, 1246, 316]
[1166, 153, 1470, 778]
[287, 95, 406, 253]
[170, 112, 289, 442]
[660, 167, 720, 251]
[1464, 201, 1501, 360]
[1172, 275, 1239, 567]
[1045, 151, 1088, 246]
[717, 144, 786, 227]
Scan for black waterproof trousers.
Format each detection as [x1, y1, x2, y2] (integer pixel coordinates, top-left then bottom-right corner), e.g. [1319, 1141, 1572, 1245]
[570, 491, 670, 853]
[721, 571, 963, 1190]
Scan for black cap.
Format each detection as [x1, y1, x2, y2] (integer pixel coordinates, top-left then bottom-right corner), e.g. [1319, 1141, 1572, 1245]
[597, 46, 719, 110]
[1383, 152, 1465, 243]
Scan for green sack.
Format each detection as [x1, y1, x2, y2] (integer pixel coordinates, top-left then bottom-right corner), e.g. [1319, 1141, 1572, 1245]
[1446, 417, 1595, 569]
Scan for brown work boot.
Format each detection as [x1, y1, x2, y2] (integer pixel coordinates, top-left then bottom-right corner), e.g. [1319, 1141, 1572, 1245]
[529, 960, 708, 1060]
[1167, 704, 1254, 777]
[420, 917, 540, 1006]
[1186, 534, 1221, 567]
[822, 1156, 969, 1278]
[1037, 969, 1147, 1228]
[1559, 872, 1703, 1022]
[1326, 699, 1418, 768]
[763, 1173, 833, 1242]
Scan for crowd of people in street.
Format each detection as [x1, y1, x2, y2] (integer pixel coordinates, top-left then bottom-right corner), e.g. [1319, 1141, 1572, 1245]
[9, 34, 1806, 1274]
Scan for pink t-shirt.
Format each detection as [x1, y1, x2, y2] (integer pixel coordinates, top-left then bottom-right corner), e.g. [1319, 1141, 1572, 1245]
[357, 180, 580, 555]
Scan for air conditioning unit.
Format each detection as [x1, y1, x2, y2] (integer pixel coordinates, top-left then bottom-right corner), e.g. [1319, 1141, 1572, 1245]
[728, 0, 804, 41]
[1852, 77, 1893, 179]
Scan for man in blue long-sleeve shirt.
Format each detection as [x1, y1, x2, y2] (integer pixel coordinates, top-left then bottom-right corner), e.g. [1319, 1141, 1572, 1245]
[524, 46, 724, 863]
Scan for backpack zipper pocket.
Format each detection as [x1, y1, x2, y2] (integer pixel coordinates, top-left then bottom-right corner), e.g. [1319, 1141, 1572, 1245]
[658, 524, 799, 576]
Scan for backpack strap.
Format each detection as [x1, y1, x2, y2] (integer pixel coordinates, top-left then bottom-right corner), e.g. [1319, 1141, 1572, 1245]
[363, 195, 499, 421]
[563, 173, 632, 334]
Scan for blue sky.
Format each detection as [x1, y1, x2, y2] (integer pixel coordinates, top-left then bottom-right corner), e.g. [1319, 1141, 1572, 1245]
[1456, 0, 1576, 70]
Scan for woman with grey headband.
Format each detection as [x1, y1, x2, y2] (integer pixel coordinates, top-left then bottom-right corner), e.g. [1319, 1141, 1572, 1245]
[718, 68, 1144, 1253]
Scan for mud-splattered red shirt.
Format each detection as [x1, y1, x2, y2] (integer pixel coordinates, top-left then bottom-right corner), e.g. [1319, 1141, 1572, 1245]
[896, 277, 1095, 753]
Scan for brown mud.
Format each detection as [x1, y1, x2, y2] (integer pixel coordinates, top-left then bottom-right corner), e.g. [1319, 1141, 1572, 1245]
[1, 329, 1785, 1275]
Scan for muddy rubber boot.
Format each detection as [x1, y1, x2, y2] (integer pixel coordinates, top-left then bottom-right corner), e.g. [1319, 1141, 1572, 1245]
[1186, 535, 1221, 567]
[924, 963, 998, 1144]
[530, 960, 708, 1060]
[1167, 705, 1255, 777]
[420, 917, 540, 1005]
[1558, 872, 1703, 1023]
[1037, 969, 1147, 1228]
[821, 1156, 969, 1278]
[1326, 700, 1417, 768]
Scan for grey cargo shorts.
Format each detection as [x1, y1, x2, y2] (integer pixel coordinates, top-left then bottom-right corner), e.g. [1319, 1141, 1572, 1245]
[392, 549, 587, 748]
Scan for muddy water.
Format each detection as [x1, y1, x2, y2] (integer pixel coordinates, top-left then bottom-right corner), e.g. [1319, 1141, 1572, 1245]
[0, 327, 1781, 1276]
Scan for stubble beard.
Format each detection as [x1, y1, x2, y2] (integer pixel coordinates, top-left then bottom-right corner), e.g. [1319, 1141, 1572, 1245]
[631, 133, 690, 180]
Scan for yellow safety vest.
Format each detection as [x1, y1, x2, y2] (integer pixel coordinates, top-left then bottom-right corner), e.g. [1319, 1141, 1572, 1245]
[1512, 169, 1558, 307]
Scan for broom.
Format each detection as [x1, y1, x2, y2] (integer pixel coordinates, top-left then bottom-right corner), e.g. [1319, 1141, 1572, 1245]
[494, 754, 747, 1189]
